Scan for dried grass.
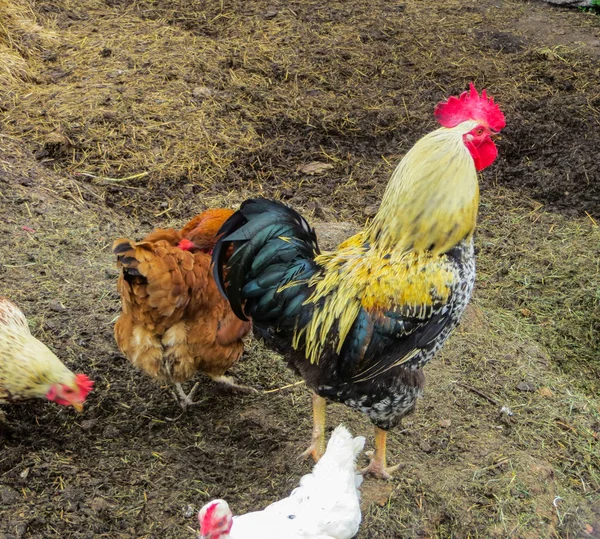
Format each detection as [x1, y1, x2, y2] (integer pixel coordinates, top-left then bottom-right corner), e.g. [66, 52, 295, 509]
[0, 0, 55, 84]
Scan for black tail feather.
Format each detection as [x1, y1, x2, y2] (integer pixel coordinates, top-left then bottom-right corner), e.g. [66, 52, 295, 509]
[212, 198, 321, 327]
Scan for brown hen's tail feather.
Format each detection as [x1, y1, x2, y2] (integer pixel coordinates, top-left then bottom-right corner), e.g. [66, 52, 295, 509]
[113, 238, 145, 283]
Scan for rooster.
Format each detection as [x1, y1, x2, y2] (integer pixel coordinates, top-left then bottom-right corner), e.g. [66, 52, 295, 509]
[0, 298, 93, 420]
[212, 84, 505, 479]
[198, 424, 364, 539]
[113, 208, 253, 410]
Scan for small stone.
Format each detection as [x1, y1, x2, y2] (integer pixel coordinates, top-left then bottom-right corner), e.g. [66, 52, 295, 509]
[49, 300, 66, 312]
[439, 419, 452, 428]
[419, 441, 433, 453]
[81, 419, 98, 431]
[44, 320, 58, 330]
[192, 86, 214, 99]
[0, 485, 20, 504]
[90, 497, 111, 512]
[516, 381, 536, 392]
[538, 387, 553, 398]
[298, 162, 334, 175]
[364, 204, 379, 217]
[182, 504, 195, 518]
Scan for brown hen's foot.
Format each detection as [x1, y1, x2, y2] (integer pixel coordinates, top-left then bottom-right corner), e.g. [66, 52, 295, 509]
[300, 393, 327, 462]
[210, 375, 258, 394]
[173, 382, 201, 410]
[360, 426, 400, 480]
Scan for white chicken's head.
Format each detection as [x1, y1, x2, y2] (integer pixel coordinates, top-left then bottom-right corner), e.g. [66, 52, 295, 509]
[198, 499, 233, 539]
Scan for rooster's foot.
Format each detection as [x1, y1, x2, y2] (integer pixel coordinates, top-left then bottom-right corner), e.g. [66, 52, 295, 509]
[300, 437, 326, 462]
[360, 450, 401, 480]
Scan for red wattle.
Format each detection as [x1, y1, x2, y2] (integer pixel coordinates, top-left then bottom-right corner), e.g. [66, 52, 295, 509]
[464, 137, 498, 171]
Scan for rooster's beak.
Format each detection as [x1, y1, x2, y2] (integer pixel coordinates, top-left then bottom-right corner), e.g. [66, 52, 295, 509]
[491, 132, 502, 141]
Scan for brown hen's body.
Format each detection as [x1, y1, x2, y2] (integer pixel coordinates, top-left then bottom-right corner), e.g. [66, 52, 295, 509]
[113, 209, 252, 408]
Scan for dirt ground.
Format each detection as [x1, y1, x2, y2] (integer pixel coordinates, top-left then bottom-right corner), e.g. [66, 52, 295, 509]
[0, 0, 599, 537]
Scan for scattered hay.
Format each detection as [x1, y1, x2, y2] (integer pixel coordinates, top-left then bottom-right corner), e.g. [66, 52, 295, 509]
[1, 0, 598, 222]
[0, 0, 55, 84]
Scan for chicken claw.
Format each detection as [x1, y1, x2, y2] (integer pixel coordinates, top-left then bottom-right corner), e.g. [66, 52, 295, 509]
[360, 426, 400, 480]
[172, 382, 201, 410]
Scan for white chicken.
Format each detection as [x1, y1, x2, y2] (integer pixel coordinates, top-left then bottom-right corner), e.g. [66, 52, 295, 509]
[198, 425, 365, 539]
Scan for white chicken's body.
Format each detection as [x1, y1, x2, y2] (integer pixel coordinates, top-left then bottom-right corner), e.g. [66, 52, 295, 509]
[199, 425, 365, 539]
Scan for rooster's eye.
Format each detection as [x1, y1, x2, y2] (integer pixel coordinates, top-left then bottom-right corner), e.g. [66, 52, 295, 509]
[475, 128, 484, 136]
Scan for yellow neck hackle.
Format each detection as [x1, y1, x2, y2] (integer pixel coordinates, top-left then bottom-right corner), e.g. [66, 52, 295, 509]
[368, 121, 480, 255]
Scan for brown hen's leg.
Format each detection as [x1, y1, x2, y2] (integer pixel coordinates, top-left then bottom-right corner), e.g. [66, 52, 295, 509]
[360, 426, 400, 480]
[173, 382, 201, 410]
[300, 393, 327, 462]
[209, 374, 258, 394]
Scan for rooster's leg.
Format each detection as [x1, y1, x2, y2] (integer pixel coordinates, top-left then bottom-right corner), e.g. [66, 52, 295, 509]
[300, 393, 327, 462]
[0, 409, 5, 423]
[209, 374, 258, 394]
[360, 426, 400, 480]
[173, 382, 201, 410]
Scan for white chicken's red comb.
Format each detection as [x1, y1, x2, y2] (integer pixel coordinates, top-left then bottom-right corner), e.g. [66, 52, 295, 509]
[434, 82, 505, 132]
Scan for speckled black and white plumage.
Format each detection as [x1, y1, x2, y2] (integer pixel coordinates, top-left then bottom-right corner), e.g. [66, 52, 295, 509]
[321, 239, 475, 430]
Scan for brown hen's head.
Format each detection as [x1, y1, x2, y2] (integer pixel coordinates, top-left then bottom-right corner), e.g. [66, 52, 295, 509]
[179, 208, 235, 252]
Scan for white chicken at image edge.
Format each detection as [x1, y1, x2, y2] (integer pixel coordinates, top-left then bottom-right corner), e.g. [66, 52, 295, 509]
[198, 425, 365, 539]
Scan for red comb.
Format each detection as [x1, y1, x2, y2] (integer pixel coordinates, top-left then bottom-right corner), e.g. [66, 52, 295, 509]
[75, 373, 94, 399]
[178, 238, 194, 251]
[434, 82, 505, 132]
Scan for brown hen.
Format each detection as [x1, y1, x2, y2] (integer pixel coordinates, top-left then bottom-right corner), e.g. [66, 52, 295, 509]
[113, 209, 253, 409]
